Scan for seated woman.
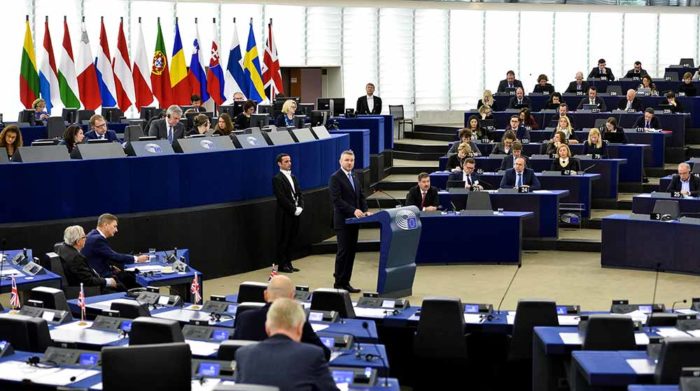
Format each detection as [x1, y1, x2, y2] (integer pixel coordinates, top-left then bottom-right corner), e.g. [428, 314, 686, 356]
[602, 117, 628, 144]
[465, 115, 488, 141]
[545, 130, 568, 157]
[553, 115, 578, 144]
[679, 72, 697, 96]
[446, 142, 473, 172]
[582, 128, 608, 158]
[187, 114, 211, 136]
[663, 91, 684, 113]
[519, 108, 539, 130]
[59, 124, 84, 153]
[478, 104, 494, 121]
[214, 113, 234, 136]
[550, 143, 581, 173]
[235, 100, 256, 129]
[276, 99, 298, 128]
[448, 129, 481, 156]
[533, 74, 555, 95]
[0, 125, 23, 159]
[545, 92, 563, 110]
[477, 89, 496, 111]
[637, 75, 658, 96]
[32, 98, 50, 122]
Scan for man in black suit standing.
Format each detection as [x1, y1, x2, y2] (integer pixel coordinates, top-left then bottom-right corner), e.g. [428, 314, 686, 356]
[329, 150, 369, 293]
[588, 58, 615, 81]
[355, 83, 382, 115]
[234, 298, 339, 391]
[272, 153, 303, 273]
[57, 225, 118, 293]
[405, 172, 439, 211]
[616, 89, 643, 112]
[667, 163, 700, 197]
[232, 275, 330, 361]
[565, 72, 590, 94]
[577, 86, 608, 111]
[148, 105, 185, 142]
[497, 70, 523, 93]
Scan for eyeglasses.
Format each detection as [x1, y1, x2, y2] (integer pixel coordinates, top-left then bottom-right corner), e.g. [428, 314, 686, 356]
[95, 123, 107, 129]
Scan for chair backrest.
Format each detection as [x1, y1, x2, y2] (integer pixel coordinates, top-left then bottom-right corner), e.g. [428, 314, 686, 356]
[46, 116, 66, 139]
[692, 164, 700, 175]
[217, 340, 259, 361]
[110, 301, 151, 319]
[466, 191, 493, 211]
[593, 119, 607, 129]
[509, 300, 558, 361]
[414, 297, 467, 359]
[47, 251, 69, 287]
[237, 281, 267, 304]
[214, 384, 280, 391]
[653, 199, 680, 219]
[124, 125, 145, 142]
[680, 58, 695, 68]
[655, 338, 700, 384]
[606, 85, 622, 96]
[233, 302, 266, 327]
[648, 313, 678, 327]
[28, 286, 70, 312]
[388, 105, 405, 120]
[129, 316, 184, 345]
[582, 314, 636, 351]
[0, 314, 52, 353]
[310, 288, 356, 318]
[102, 343, 191, 391]
[77, 109, 95, 124]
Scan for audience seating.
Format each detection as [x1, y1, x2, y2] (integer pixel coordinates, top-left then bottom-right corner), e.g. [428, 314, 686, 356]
[102, 342, 191, 391]
[310, 288, 356, 318]
[581, 314, 636, 351]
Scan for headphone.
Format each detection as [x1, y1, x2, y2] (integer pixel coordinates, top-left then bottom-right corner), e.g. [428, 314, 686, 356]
[354, 351, 378, 362]
[26, 356, 58, 368]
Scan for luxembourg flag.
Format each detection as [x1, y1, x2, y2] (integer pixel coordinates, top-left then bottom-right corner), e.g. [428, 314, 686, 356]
[39, 17, 60, 113]
[224, 18, 245, 102]
[206, 19, 226, 105]
[77, 21, 101, 110]
[95, 18, 117, 108]
[187, 19, 209, 103]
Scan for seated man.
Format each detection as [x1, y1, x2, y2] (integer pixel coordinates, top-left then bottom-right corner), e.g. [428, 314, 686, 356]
[82, 213, 148, 288]
[492, 131, 516, 155]
[549, 103, 576, 129]
[500, 157, 541, 190]
[190, 94, 206, 112]
[448, 158, 483, 190]
[405, 172, 439, 211]
[564, 72, 589, 94]
[500, 141, 529, 171]
[447, 128, 481, 156]
[504, 115, 530, 141]
[508, 87, 531, 110]
[148, 105, 185, 142]
[232, 275, 331, 361]
[623, 61, 649, 79]
[84, 114, 118, 141]
[667, 163, 700, 197]
[588, 58, 615, 81]
[577, 86, 607, 111]
[497, 70, 523, 93]
[234, 298, 339, 391]
[57, 225, 118, 293]
[633, 107, 661, 129]
[616, 89, 643, 112]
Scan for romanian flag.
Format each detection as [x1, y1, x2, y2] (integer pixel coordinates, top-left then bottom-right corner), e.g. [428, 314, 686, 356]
[20, 17, 40, 109]
[151, 18, 172, 108]
[170, 19, 190, 105]
[243, 19, 266, 103]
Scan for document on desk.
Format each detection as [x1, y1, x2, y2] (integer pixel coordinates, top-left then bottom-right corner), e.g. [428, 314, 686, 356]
[353, 307, 390, 318]
[634, 333, 650, 345]
[626, 358, 656, 375]
[655, 327, 691, 338]
[627, 310, 649, 324]
[191, 378, 236, 391]
[0, 269, 23, 277]
[125, 265, 164, 272]
[686, 329, 700, 338]
[185, 339, 220, 357]
[557, 315, 581, 326]
[50, 322, 122, 345]
[558, 333, 582, 345]
[464, 314, 484, 323]
[330, 352, 343, 362]
[154, 309, 212, 323]
[0, 360, 99, 385]
[311, 323, 329, 332]
[506, 312, 516, 324]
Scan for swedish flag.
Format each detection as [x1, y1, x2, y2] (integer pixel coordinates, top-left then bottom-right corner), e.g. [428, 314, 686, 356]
[242, 20, 267, 103]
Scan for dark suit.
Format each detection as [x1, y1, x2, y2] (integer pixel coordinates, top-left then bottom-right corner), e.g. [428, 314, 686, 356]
[616, 97, 643, 112]
[273, 171, 304, 269]
[232, 302, 330, 361]
[505, 126, 530, 141]
[234, 334, 339, 391]
[84, 129, 119, 142]
[148, 118, 185, 141]
[500, 155, 529, 171]
[82, 229, 134, 278]
[633, 116, 661, 129]
[448, 171, 481, 186]
[508, 96, 531, 109]
[446, 153, 464, 171]
[497, 79, 523, 93]
[550, 158, 581, 172]
[577, 97, 607, 111]
[588, 67, 615, 81]
[405, 185, 439, 210]
[624, 69, 649, 79]
[57, 243, 108, 290]
[492, 143, 512, 155]
[679, 83, 697, 97]
[667, 174, 700, 196]
[355, 95, 382, 115]
[582, 140, 608, 158]
[235, 114, 251, 129]
[329, 169, 367, 287]
[275, 114, 296, 128]
[533, 84, 555, 94]
[500, 168, 541, 190]
[565, 81, 590, 94]
[604, 128, 628, 144]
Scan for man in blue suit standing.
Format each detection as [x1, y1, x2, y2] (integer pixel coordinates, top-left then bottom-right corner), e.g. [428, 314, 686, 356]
[82, 213, 148, 288]
[234, 298, 339, 391]
[329, 150, 370, 293]
[84, 114, 119, 142]
[500, 157, 541, 190]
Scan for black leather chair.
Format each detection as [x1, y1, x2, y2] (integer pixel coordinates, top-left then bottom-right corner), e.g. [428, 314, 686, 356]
[0, 314, 52, 353]
[129, 317, 184, 345]
[102, 343, 191, 391]
[310, 288, 355, 318]
[582, 314, 636, 351]
[237, 281, 267, 304]
[218, 340, 259, 361]
[48, 248, 100, 300]
[28, 286, 70, 312]
[233, 302, 265, 327]
[466, 191, 493, 211]
[648, 313, 679, 327]
[655, 338, 700, 384]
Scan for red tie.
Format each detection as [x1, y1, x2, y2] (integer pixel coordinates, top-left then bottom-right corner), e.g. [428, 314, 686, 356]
[421, 192, 426, 208]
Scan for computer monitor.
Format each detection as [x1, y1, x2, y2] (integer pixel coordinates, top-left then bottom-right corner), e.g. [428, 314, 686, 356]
[291, 115, 306, 129]
[219, 102, 244, 118]
[317, 98, 345, 117]
[101, 107, 123, 123]
[124, 125, 145, 142]
[257, 104, 272, 115]
[581, 104, 599, 111]
[77, 110, 95, 124]
[18, 110, 36, 125]
[310, 110, 330, 127]
[185, 111, 214, 131]
[298, 103, 315, 116]
[140, 107, 160, 121]
[61, 108, 78, 123]
[251, 114, 270, 129]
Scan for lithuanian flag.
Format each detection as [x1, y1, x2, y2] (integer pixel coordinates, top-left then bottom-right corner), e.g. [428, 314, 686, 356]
[20, 16, 40, 109]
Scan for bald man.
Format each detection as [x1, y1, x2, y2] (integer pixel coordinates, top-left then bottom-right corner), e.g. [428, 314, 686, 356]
[232, 275, 331, 361]
[667, 163, 700, 197]
[565, 72, 590, 94]
[616, 89, 643, 112]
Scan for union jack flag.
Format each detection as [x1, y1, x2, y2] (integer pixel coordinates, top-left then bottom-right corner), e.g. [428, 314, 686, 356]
[78, 283, 86, 321]
[190, 273, 201, 305]
[9, 276, 20, 309]
[268, 264, 278, 282]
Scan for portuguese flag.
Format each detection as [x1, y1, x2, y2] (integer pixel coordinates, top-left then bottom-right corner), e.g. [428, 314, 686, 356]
[20, 16, 40, 109]
[150, 18, 172, 108]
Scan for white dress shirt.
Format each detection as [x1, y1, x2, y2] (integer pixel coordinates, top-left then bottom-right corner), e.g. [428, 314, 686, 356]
[366, 95, 374, 112]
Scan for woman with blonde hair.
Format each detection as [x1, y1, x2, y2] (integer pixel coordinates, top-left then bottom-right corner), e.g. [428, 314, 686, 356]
[276, 99, 298, 128]
[554, 116, 578, 144]
[583, 128, 608, 158]
[446, 142, 473, 172]
[551, 143, 581, 172]
[477, 90, 496, 111]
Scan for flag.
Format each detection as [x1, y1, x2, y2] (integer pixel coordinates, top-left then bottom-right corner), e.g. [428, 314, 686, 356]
[170, 19, 190, 105]
[95, 17, 117, 108]
[76, 22, 101, 110]
[242, 20, 267, 103]
[20, 17, 40, 109]
[190, 273, 201, 305]
[187, 20, 209, 103]
[9, 276, 20, 310]
[113, 18, 135, 112]
[262, 20, 283, 102]
[206, 20, 226, 105]
[268, 264, 278, 282]
[58, 17, 80, 108]
[39, 17, 60, 113]
[151, 18, 172, 108]
[132, 18, 153, 110]
[78, 283, 86, 321]
[224, 19, 245, 102]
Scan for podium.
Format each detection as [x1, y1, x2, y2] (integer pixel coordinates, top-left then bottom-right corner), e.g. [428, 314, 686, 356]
[346, 206, 422, 297]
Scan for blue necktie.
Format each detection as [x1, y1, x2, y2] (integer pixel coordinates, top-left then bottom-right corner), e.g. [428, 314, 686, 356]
[516, 173, 522, 188]
[168, 126, 173, 143]
[347, 172, 355, 192]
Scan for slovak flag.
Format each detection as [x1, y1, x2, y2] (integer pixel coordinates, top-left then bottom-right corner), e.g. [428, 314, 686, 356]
[206, 20, 226, 105]
[9, 276, 20, 309]
[78, 282, 86, 321]
[190, 274, 201, 305]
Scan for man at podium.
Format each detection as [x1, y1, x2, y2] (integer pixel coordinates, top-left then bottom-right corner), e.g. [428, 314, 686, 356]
[405, 172, 439, 211]
[329, 150, 370, 293]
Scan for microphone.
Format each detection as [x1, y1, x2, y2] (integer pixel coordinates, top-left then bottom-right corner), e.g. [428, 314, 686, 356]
[490, 264, 522, 321]
[361, 321, 389, 388]
[647, 262, 662, 332]
[0, 239, 6, 281]
[671, 299, 687, 313]
[373, 189, 401, 209]
[580, 164, 597, 175]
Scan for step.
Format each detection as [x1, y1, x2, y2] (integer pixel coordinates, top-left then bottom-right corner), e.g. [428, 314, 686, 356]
[393, 140, 449, 154]
[407, 131, 458, 142]
[393, 150, 445, 161]
[414, 124, 461, 135]
[685, 129, 700, 144]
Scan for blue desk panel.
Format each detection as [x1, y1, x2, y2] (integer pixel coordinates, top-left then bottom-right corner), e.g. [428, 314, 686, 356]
[0, 134, 349, 223]
[358, 114, 394, 150]
[0, 249, 61, 293]
[335, 117, 385, 154]
[415, 211, 531, 264]
[628, 386, 678, 391]
[632, 194, 700, 215]
[330, 129, 370, 169]
[572, 350, 652, 388]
